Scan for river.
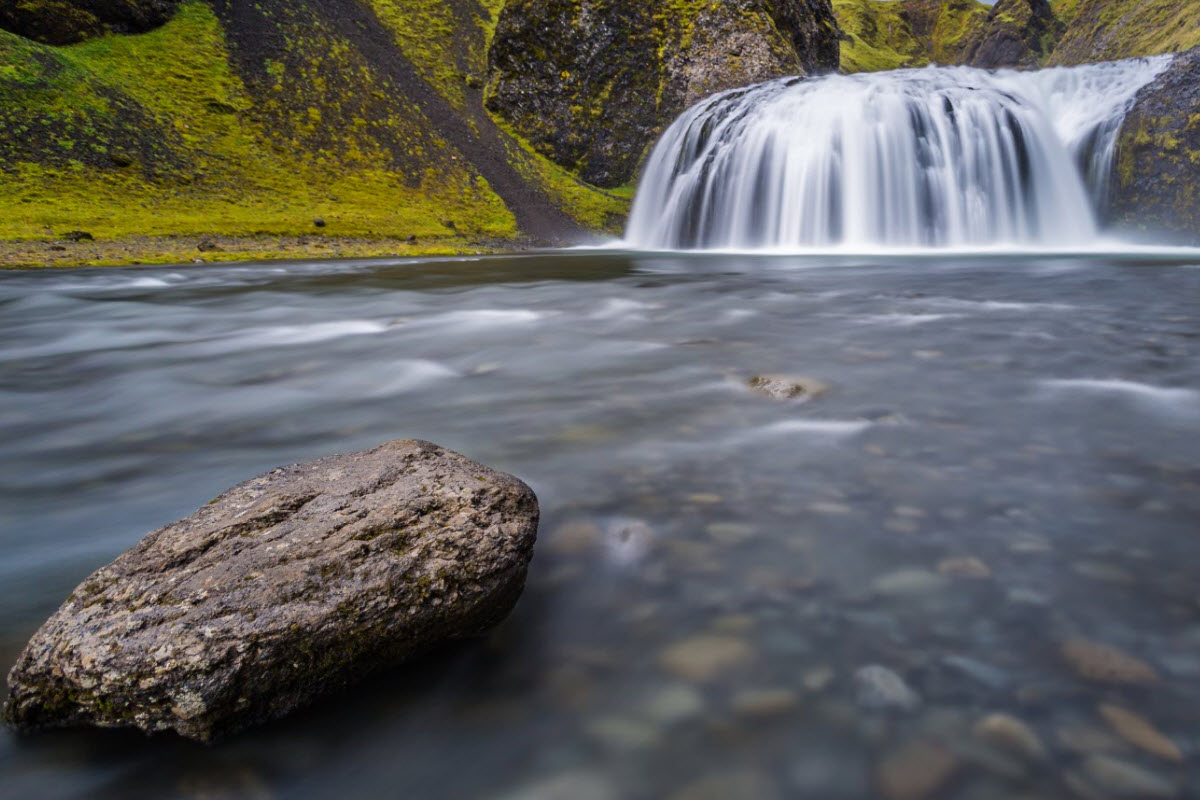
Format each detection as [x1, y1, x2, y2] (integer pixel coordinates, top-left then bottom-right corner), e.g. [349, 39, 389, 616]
[2, 250, 1198, 798]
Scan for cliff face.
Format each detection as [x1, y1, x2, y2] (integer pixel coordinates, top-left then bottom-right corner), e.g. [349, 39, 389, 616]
[1109, 46, 1200, 244]
[964, 0, 1061, 69]
[486, 0, 841, 188]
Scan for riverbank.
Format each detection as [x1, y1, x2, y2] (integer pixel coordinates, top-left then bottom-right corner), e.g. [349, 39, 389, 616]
[0, 234, 540, 269]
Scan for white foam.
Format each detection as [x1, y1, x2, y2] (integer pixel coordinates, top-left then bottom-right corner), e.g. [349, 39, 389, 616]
[1041, 379, 1200, 410]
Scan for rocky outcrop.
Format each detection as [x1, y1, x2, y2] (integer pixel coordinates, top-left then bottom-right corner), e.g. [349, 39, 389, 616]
[833, 0, 991, 73]
[486, 0, 840, 188]
[965, 0, 1060, 69]
[0, 0, 180, 45]
[1109, 47, 1200, 245]
[3, 440, 539, 742]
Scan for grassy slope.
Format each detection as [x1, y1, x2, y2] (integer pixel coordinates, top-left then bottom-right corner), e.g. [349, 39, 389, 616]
[836, 0, 1200, 74]
[835, 0, 990, 73]
[1048, 0, 1200, 65]
[0, 0, 627, 265]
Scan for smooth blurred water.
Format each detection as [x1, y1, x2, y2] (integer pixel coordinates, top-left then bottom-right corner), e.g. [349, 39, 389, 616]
[1, 251, 1199, 799]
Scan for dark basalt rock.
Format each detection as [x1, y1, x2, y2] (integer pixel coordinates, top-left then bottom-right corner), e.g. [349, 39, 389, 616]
[965, 0, 1061, 69]
[0, 0, 180, 46]
[486, 0, 840, 188]
[1110, 47, 1200, 245]
[3, 440, 539, 742]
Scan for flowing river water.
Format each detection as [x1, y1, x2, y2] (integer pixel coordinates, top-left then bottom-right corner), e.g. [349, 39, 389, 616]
[1, 250, 1199, 798]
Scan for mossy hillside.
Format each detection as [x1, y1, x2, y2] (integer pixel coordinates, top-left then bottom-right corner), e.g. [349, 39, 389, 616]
[1049, 0, 1200, 65]
[0, 2, 516, 243]
[833, 0, 990, 73]
[1, 0, 628, 261]
[834, 0, 929, 72]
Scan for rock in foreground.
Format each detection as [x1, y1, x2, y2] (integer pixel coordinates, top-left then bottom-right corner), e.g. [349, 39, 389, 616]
[3, 440, 539, 741]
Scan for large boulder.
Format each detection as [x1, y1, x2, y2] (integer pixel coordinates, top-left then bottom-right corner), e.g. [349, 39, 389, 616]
[0, 0, 180, 45]
[1109, 47, 1200, 245]
[964, 0, 1060, 69]
[3, 440, 539, 741]
[486, 0, 840, 188]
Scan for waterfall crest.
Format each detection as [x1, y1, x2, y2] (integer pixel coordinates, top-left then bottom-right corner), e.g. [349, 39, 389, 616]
[624, 57, 1171, 251]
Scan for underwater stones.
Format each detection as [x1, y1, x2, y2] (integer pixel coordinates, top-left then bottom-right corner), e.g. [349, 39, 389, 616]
[973, 713, 1048, 762]
[1110, 46, 1200, 244]
[872, 568, 948, 597]
[937, 556, 992, 579]
[1079, 754, 1179, 798]
[3, 440, 539, 741]
[1099, 705, 1183, 762]
[854, 665, 921, 711]
[658, 635, 754, 683]
[876, 740, 959, 800]
[747, 374, 830, 402]
[1060, 639, 1160, 686]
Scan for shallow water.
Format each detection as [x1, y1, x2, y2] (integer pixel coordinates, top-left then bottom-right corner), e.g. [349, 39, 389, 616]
[1, 251, 1198, 799]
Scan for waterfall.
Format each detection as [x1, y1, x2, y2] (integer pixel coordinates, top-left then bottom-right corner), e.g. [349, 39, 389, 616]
[624, 57, 1171, 251]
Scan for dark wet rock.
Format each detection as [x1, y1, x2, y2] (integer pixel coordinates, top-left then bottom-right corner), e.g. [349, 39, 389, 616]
[0, 0, 180, 46]
[974, 713, 1047, 761]
[486, 0, 840, 188]
[1109, 47, 1200, 245]
[876, 740, 959, 800]
[313, 217, 326, 228]
[196, 240, 220, 253]
[62, 230, 94, 242]
[3, 440, 539, 741]
[964, 0, 1061, 69]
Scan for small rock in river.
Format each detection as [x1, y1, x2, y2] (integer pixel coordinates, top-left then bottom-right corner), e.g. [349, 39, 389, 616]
[658, 635, 754, 682]
[586, 716, 662, 750]
[803, 665, 835, 692]
[643, 684, 705, 724]
[1061, 639, 1160, 686]
[499, 770, 618, 800]
[731, 688, 799, 717]
[1099, 705, 1183, 762]
[876, 740, 958, 800]
[937, 556, 992, 579]
[1081, 754, 1178, 798]
[872, 568, 949, 597]
[668, 770, 780, 800]
[855, 665, 921, 711]
[747, 374, 829, 402]
[548, 520, 601, 555]
[2, 440, 539, 741]
[973, 713, 1047, 761]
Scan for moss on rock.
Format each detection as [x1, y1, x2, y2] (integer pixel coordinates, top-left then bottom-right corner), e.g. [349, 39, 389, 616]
[486, 0, 841, 188]
[0, 0, 180, 46]
[1109, 46, 1200, 244]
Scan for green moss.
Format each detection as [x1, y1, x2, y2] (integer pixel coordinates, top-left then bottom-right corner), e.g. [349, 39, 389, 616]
[0, 2, 517, 244]
[833, 0, 989, 73]
[1049, 0, 1200, 65]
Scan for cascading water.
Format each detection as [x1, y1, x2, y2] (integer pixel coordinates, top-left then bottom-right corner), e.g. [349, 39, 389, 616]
[624, 57, 1171, 251]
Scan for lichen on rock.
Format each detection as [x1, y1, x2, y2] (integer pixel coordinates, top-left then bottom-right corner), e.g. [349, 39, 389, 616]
[3, 439, 539, 742]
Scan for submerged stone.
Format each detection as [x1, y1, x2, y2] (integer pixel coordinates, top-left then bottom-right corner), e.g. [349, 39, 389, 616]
[3, 440, 539, 741]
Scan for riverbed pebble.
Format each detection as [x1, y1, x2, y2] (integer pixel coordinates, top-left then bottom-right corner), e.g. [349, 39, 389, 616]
[1099, 705, 1183, 762]
[973, 713, 1047, 761]
[855, 665, 921, 711]
[877, 740, 959, 800]
[1061, 639, 1160, 685]
[658, 635, 754, 682]
[1080, 754, 1178, 798]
